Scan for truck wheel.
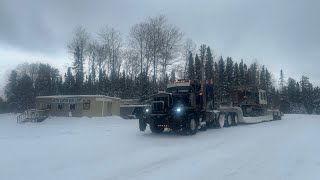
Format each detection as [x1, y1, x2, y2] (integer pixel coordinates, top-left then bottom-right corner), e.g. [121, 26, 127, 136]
[139, 118, 147, 131]
[184, 115, 198, 135]
[232, 113, 239, 126]
[273, 115, 277, 120]
[224, 113, 232, 127]
[150, 119, 164, 133]
[216, 113, 225, 128]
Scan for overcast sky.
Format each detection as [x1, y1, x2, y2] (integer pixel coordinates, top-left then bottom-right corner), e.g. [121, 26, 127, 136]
[1, 0, 320, 97]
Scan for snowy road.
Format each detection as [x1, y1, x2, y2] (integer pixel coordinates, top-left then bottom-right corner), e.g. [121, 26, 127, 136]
[1, 114, 320, 180]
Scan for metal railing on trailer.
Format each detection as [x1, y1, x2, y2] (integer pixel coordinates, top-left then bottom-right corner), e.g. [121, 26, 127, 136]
[16, 109, 48, 123]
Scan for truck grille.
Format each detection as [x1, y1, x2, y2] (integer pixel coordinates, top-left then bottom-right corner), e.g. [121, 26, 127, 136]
[152, 101, 164, 113]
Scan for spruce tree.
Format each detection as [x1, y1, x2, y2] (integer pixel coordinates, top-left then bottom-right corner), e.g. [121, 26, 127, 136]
[260, 65, 266, 90]
[170, 70, 176, 82]
[5, 70, 18, 112]
[205, 46, 213, 80]
[279, 69, 285, 93]
[239, 60, 244, 85]
[187, 52, 195, 80]
[217, 56, 226, 100]
[16, 74, 35, 111]
[234, 62, 239, 86]
[225, 57, 234, 96]
[195, 54, 201, 80]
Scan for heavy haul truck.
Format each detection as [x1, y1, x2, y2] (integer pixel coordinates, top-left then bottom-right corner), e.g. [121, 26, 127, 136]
[139, 79, 282, 135]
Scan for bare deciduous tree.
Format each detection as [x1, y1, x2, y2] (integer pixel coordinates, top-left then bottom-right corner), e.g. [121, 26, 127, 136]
[98, 26, 123, 78]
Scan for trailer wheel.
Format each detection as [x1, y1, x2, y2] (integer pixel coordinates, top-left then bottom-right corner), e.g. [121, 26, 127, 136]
[139, 118, 147, 131]
[232, 113, 239, 126]
[224, 113, 232, 127]
[149, 119, 164, 133]
[216, 113, 225, 128]
[184, 114, 198, 135]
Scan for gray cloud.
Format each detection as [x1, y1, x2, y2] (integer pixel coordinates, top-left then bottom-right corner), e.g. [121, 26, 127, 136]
[0, 0, 320, 86]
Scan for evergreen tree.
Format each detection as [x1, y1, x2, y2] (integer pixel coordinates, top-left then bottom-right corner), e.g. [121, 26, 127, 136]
[217, 56, 226, 101]
[295, 82, 301, 104]
[234, 62, 239, 86]
[260, 65, 266, 90]
[287, 78, 296, 104]
[5, 70, 18, 112]
[64, 67, 75, 95]
[16, 74, 35, 111]
[279, 69, 285, 93]
[73, 46, 85, 94]
[214, 62, 219, 85]
[249, 63, 258, 85]
[205, 46, 213, 80]
[244, 64, 249, 85]
[225, 57, 234, 97]
[239, 59, 244, 85]
[187, 52, 195, 80]
[300, 76, 314, 113]
[194, 54, 201, 80]
[98, 69, 105, 94]
[170, 70, 176, 82]
[34, 64, 53, 96]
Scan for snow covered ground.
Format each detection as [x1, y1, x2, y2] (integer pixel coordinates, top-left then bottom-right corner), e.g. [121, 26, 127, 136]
[1, 114, 320, 180]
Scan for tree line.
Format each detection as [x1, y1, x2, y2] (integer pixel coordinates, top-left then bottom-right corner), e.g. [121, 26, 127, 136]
[2, 15, 320, 114]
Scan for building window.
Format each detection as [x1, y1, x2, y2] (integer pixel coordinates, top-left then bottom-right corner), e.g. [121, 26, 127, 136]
[70, 104, 76, 111]
[47, 104, 51, 110]
[83, 100, 90, 110]
[57, 104, 64, 110]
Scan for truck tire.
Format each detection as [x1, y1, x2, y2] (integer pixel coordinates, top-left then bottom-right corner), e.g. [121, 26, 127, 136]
[232, 113, 239, 126]
[273, 115, 277, 120]
[139, 118, 147, 131]
[224, 113, 232, 127]
[216, 113, 225, 128]
[184, 114, 198, 135]
[149, 119, 164, 133]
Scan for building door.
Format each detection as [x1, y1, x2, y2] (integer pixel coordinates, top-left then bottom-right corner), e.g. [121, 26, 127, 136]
[107, 102, 112, 115]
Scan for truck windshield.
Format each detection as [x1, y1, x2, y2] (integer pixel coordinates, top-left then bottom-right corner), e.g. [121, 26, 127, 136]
[167, 86, 190, 93]
[173, 94, 191, 107]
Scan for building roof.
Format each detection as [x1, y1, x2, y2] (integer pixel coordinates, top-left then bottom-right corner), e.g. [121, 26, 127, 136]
[36, 95, 121, 100]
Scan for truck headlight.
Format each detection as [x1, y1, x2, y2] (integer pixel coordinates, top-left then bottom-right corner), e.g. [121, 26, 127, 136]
[176, 108, 181, 112]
